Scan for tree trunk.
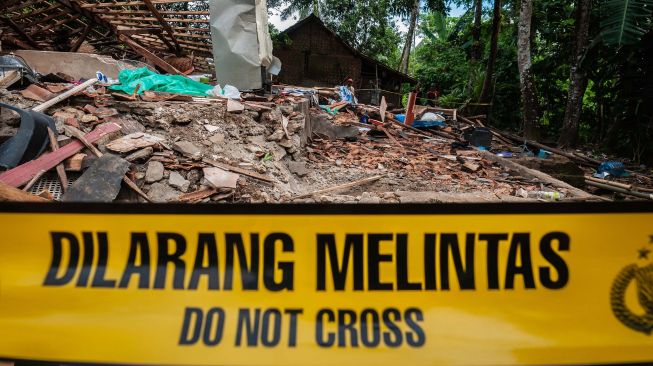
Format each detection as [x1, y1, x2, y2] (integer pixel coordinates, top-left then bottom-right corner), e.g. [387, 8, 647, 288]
[517, 0, 539, 140]
[558, 0, 591, 147]
[478, 0, 501, 103]
[399, 0, 419, 74]
[313, 0, 319, 17]
[467, 0, 483, 93]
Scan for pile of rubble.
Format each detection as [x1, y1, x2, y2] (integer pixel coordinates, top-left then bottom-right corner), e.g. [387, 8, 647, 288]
[1, 57, 652, 204]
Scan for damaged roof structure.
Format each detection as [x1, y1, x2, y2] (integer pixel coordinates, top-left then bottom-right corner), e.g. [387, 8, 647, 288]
[1, 2, 653, 205]
[1, 0, 213, 72]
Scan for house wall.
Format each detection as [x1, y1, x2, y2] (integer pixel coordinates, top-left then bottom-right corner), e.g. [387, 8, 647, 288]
[275, 20, 362, 88]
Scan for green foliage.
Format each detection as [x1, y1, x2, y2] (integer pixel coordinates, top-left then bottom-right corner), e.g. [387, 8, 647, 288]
[269, 24, 292, 49]
[600, 0, 653, 46]
[267, 0, 653, 162]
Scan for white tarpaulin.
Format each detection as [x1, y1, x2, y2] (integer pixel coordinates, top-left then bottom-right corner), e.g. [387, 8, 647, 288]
[209, 0, 281, 90]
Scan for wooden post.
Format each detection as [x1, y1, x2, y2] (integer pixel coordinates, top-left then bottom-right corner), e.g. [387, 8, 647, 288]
[405, 91, 417, 126]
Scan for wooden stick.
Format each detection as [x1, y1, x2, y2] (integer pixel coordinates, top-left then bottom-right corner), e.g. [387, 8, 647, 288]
[203, 158, 274, 183]
[481, 151, 597, 199]
[22, 170, 46, 191]
[33, 78, 98, 113]
[1, 181, 49, 202]
[585, 181, 653, 200]
[47, 128, 69, 191]
[293, 175, 384, 199]
[65, 126, 152, 202]
[585, 176, 632, 190]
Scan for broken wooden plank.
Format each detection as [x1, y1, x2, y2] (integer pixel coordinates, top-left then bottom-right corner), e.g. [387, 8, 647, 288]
[64, 153, 87, 171]
[118, 34, 181, 74]
[0, 70, 21, 89]
[32, 78, 98, 113]
[178, 187, 218, 203]
[0, 123, 122, 187]
[0, 181, 49, 202]
[62, 154, 130, 202]
[203, 158, 274, 183]
[293, 175, 384, 200]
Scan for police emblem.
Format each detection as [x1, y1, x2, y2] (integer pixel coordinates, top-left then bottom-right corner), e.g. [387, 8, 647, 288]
[610, 237, 653, 334]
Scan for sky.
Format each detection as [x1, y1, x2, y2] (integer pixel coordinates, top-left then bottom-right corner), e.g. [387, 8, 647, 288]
[268, 4, 467, 33]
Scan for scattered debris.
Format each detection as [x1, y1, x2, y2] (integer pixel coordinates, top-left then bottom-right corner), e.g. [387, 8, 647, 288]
[62, 154, 130, 202]
[1, 56, 650, 204]
[203, 167, 239, 189]
[145, 161, 165, 183]
[106, 133, 164, 153]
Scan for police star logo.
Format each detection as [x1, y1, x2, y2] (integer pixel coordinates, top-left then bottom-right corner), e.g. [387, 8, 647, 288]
[610, 235, 653, 335]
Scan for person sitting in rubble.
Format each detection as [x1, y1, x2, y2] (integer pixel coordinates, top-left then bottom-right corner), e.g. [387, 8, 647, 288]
[336, 78, 358, 105]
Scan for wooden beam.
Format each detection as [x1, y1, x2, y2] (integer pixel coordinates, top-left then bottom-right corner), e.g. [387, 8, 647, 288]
[81, 1, 146, 8]
[25, 10, 69, 28]
[1, 34, 35, 50]
[4, 0, 42, 15]
[1, 16, 39, 48]
[119, 34, 181, 74]
[100, 15, 209, 23]
[29, 15, 81, 36]
[142, 0, 181, 54]
[152, 0, 205, 3]
[173, 32, 211, 40]
[117, 27, 162, 36]
[107, 20, 210, 32]
[54, 0, 116, 37]
[70, 22, 92, 51]
[12, 3, 63, 21]
[95, 9, 209, 16]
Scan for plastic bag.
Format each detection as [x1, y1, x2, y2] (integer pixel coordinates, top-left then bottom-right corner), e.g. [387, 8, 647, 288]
[109, 68, 213, 96]
[222, 85, 241, 99]
[206, 84, 241, 99]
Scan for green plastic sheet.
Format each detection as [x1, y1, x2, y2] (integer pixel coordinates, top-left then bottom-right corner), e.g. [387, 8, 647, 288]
[109, 68, 213, 96]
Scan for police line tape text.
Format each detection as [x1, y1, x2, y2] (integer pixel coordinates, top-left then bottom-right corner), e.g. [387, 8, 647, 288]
[179, 307, 425, 348]
[43, 231, 570, 291]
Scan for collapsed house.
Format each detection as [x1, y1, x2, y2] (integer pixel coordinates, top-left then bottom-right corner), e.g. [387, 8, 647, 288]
[1, 2, 652, 204]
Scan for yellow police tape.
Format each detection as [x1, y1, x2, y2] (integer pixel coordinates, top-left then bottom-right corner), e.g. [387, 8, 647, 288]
[0, 205, 652, 366]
